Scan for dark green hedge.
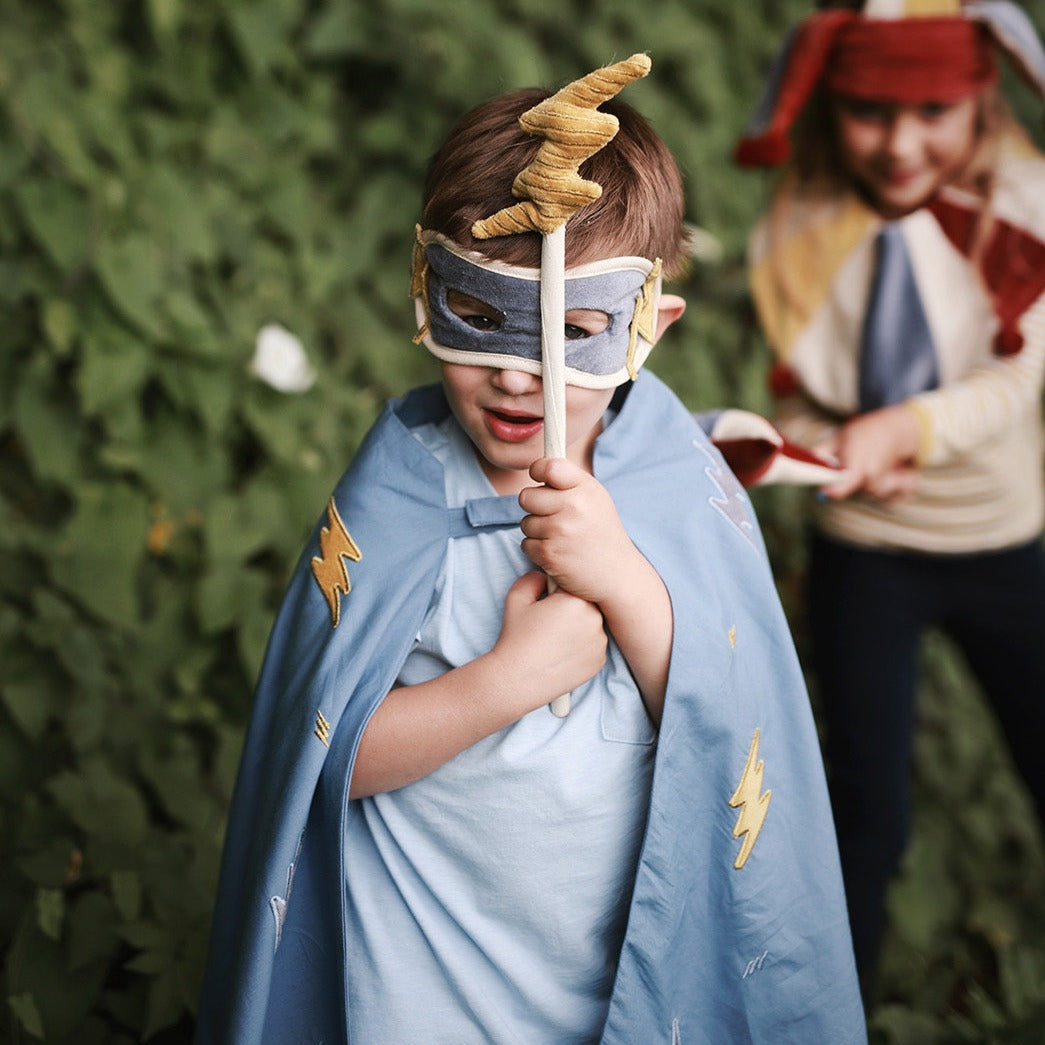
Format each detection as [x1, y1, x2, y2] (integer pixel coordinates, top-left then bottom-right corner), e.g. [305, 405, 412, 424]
[2, 1, 1044, 1041]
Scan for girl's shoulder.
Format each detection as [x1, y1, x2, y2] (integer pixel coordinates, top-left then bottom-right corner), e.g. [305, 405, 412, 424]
[749, 180, 874, 265]
[990, 134, 1045, 241]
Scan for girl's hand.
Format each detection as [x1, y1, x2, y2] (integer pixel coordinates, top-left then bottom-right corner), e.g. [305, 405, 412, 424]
[819, 404, 922, 501]
[518, 457, 642, 605]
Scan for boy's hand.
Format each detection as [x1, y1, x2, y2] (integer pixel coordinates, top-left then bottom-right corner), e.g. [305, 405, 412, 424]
[491, 571, 607, 712]
[818, 404, 922, 501]
[518, 457, 640, 605]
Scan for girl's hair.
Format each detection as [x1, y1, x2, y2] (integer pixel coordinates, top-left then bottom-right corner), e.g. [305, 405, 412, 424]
[421, 88, 689, 279]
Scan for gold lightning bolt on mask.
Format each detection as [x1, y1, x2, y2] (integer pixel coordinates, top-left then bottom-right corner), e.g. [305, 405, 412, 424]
[311, 497, 362, 628]
[729, 728, 772, 870]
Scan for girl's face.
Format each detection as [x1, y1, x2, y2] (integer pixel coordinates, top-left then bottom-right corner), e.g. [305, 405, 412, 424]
[831, 94, 981, 219]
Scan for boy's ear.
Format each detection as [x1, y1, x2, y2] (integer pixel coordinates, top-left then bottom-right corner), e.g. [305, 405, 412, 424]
[653, 294, 686, 343]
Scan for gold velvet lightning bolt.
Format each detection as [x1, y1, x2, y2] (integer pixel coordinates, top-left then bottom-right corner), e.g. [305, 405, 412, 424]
[472, 54, 652, 717]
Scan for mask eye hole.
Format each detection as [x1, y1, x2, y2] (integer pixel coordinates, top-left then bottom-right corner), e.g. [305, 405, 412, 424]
[447, 290, 504, 332]
[564, 309, 610, 340]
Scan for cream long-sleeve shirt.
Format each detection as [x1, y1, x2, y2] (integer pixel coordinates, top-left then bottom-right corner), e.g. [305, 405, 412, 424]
[749, 143, 1045, 554]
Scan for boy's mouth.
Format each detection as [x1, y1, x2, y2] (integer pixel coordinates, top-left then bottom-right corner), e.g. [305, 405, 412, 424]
[483, 407, 544, 443]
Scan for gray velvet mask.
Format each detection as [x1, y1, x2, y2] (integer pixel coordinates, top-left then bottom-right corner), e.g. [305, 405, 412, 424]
[413, 231, 662, 389]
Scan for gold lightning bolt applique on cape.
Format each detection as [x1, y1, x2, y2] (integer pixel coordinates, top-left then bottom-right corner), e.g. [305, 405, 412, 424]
[311, 497, 362, 628]
[729, 727, 772, 870]
[471, 53, 652, 240]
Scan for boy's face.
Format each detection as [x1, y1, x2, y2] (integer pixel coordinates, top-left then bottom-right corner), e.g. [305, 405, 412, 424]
[440, 292, 616, 494]
[831, 93, 980, 219]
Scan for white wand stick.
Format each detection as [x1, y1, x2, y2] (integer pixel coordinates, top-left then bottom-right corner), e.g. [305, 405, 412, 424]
[540, 225, 571, 717]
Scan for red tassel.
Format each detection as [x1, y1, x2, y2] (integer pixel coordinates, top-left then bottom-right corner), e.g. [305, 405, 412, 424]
[994, 325, 1024, 356]
[768, 361, 801, 399]
[734, 135, 792, 168]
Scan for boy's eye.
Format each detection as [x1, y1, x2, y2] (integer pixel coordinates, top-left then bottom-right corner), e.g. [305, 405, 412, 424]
[447, 290, 504, 331]
[563, 309, 610, 341]
[462, 313, 501, 331]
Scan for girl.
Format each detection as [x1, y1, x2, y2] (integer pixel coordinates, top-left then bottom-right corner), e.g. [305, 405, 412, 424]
[735, 0, 1045, 998]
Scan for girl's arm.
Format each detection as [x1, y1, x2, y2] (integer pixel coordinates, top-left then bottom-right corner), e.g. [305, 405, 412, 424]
[906, 293, 1045, 466]
[819, 294, 1045, 499]
[349, 571, 607, 798]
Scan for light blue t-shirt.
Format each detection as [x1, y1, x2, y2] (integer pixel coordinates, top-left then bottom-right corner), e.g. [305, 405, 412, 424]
[343, 416, 657, 1044]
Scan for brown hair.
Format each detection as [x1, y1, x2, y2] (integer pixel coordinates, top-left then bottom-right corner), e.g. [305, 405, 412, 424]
[421, 88, 689, 279]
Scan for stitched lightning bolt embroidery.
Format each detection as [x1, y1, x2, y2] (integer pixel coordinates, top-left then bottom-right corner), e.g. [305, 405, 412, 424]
[729, 728, 771, 870]
[310, 497, 361, 628]
[314, 709, 331, 748]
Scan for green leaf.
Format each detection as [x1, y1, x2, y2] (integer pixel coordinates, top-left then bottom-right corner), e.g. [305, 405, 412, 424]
[17, 838, 82, 890]
[7, 991, 45, 1039]
[78, 322, 150, 415]
[139, 166, 217, 263]
[301, 3, 368, 58]
[5, 911, 108, 1039]
[47, 759, 149, 849]
[196, 564, 268, 635]
[142, 963, 184, 1039]
[1, 678, 56, 740]
[227, 3, 289, 75]
[41, 299, 79, 356]
[67, 891, 121, 972]
[13, 358, 81, 483]
[35, 887, 65, 941]
[53, 481, 149, 629]
[94, 234, 166, 338]
[238, 600, 276, 683]
[124, 948, 173, 976]
[110, 869, 143, 922]
[14, 178, 91, 273]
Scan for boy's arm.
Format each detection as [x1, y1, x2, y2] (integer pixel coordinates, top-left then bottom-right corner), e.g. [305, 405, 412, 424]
[520, 458, 672, 725]
[591, 550, 671, 726]
[349, 572, 607, 799]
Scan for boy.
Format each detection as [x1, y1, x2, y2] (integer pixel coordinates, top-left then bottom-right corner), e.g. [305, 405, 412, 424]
[197, 65, 864, 1043]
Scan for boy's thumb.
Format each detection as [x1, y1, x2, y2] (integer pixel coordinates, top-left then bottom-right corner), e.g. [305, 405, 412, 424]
[506, 570, 549, 606]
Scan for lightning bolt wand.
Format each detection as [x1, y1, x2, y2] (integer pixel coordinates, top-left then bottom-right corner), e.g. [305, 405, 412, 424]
[473, 54, 652, 716]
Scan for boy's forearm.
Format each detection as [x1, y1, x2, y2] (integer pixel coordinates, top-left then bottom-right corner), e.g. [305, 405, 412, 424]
[598, 550, 672, 727]
[349, 654, 523, 799]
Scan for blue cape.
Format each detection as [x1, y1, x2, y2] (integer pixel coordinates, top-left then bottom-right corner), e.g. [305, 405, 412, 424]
[196, 371, 865, 1043]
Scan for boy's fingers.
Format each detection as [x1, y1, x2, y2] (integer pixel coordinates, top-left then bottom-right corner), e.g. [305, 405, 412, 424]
[528, 456, 583, 489]
[518, 483, 561, 516]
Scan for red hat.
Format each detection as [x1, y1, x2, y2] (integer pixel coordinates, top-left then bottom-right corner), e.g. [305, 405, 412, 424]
[735, 0, 1045, 167]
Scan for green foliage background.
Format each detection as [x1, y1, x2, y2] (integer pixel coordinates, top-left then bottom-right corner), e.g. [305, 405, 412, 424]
[2, 0, 1044, 1040]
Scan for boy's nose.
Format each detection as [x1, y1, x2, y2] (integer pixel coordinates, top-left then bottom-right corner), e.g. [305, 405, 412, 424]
[490, 367, 541, 395]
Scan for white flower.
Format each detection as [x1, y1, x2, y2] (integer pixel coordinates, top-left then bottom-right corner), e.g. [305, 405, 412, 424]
[249, 323, 317, 393]
[684, 223, 723, 265]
